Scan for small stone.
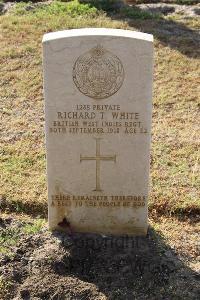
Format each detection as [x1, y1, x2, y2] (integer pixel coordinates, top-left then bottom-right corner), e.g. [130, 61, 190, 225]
[20, 289, 30, 298]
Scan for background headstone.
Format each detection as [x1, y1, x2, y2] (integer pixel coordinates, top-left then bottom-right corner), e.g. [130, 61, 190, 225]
[43, 28, 153, 235]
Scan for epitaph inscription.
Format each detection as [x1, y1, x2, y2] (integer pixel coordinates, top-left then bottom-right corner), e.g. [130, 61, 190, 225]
[43, 28, 153, 236]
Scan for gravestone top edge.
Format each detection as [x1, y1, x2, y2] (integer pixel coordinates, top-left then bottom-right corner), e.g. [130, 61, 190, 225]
[42, 28, 153, 43]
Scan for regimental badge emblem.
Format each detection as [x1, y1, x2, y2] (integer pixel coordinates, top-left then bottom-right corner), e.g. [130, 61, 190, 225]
[73, 45, 125, 100]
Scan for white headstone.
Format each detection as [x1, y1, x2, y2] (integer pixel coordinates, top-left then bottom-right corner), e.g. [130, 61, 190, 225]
[43, 28, 153, 236]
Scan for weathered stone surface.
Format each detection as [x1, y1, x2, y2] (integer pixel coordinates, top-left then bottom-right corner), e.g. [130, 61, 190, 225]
[43, 28, 153, 235]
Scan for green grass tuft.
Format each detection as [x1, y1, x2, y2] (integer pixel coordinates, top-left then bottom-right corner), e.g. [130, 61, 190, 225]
[23, 218, 45, 234]
[120, 6, 161, 19]
[0, 219, 46, 256]
[10, 0, 98, 17]
[0, 227, 20, 256]
[79, 0, 121, 12]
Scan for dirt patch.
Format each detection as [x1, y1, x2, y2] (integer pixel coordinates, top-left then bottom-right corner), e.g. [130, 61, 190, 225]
[136, 3, 200, 17]
[0, 216, 199, 299]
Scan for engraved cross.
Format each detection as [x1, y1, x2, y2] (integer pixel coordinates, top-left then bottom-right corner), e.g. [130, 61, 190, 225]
[80, 138, 116, 192]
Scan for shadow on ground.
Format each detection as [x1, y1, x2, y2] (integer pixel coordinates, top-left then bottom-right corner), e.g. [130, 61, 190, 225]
[50, 227, 199, 299]
[116, 15, 199, 59]
[0, 197, 47, 218]
[1, 216, 199, 299]
[88, 1, 200, 58]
